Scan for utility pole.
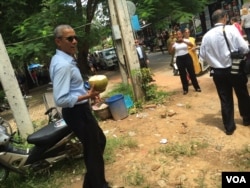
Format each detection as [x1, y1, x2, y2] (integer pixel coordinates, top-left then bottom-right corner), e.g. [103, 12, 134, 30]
[108, 0, 128, 84]
[0, 34, 34, 139]
[108, 0, 144, 101]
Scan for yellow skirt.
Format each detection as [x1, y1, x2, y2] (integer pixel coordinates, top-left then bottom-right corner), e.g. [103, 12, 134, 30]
[189, 50, 201, 75]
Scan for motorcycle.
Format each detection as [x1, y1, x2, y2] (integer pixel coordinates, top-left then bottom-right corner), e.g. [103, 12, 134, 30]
[0, 106, 83, 182]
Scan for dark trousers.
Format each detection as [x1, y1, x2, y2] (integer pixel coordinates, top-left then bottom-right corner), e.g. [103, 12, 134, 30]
[139, 58, 148, 68]
[62, 103, 107, 188]
[176, 54, 200, 91]
[244, 27, 250, 43]
[212, 68, 250, 132]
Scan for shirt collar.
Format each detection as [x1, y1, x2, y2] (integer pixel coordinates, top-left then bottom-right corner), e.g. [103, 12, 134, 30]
[56, 49, 76, 65]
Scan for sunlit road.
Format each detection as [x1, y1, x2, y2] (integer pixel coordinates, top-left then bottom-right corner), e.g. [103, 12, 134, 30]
[101, 51, 174, 80]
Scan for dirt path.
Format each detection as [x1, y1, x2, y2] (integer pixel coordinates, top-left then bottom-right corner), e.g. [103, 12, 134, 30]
[62, 71, 250, 188]
[2, 64, 250, 188]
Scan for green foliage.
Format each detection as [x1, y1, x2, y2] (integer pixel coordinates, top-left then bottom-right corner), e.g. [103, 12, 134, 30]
[3, 0, 109, 71]
[133, 0, 209, 26]
[106, 83, 133, 99]
[1, 0, 210, 73]
[137, 68, 169, 103]
[105, 69, 169, 111]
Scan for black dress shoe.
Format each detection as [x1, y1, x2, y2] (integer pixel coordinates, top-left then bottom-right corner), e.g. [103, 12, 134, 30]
[243, 117, 250, 126]
[195, 88, 201, 92]
[243, 121, 250, 126]
[225, 127, 236, 135]
[183, 90, 188, 95]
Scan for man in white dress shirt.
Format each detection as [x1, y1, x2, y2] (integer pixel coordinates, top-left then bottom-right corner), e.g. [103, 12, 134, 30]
[135, 39, 149, 68]
[200, 9, 250, 135]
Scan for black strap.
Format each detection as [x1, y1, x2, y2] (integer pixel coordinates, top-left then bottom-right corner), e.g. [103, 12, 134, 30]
[222, 25, 232, 56]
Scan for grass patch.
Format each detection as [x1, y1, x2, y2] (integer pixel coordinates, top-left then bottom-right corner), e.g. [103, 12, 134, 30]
[1, 136, 137, 187]
[124, 170, 145, 186]
[231, 144, 250, 169]
[2, 158, 84, 188]
[158, 140, 209, 158]
[104, 136, 138, 163]
[105, 82, 170, 114]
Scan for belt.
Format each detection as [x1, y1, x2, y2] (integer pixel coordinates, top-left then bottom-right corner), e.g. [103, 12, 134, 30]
[63, 102, 89, 109]
[75, 102, 89, 106]
[211, 67, 231, 70]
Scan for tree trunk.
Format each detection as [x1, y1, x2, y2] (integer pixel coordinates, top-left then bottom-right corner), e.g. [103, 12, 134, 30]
[76, 0, 99, 77]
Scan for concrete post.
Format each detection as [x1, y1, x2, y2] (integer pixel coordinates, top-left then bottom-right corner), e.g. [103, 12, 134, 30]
[0, 34, 34, 138]
[112, 0, 144, 101]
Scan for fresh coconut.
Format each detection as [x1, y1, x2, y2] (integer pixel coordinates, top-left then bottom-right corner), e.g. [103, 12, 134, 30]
[88, 75, 108, 92]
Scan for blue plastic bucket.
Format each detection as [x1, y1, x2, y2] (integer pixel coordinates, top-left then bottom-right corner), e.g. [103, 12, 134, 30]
[105, 94, 128, 120]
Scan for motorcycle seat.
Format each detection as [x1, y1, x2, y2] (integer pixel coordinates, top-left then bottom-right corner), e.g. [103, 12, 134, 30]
[27, 119, 71, 146]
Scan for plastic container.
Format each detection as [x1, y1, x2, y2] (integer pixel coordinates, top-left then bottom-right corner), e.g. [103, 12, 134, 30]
[124, 95, 133, 109]
[93, 107, 112, 121]
[93, 104, 112, 121]
[105, 94, 128, 120]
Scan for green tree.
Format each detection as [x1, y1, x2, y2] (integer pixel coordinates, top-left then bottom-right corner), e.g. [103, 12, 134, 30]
[2, 0, 109, 75]
[1, 0, 209, 75]
[131, 0, 209, 30]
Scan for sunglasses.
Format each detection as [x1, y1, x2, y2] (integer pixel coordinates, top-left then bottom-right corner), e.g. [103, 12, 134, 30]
[58, 36, 78, 42]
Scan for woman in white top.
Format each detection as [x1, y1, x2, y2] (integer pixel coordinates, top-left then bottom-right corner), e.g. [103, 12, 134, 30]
[170, 30, 201, 95]
[241, 7, 250, 43]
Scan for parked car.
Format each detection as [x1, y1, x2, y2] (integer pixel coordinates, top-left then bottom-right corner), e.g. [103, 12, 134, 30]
[97, 48, 118, 70]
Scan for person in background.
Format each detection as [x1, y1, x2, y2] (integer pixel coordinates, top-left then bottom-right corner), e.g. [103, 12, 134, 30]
[230, 17, 243, 36]
[155, 34, 164, 54]
[183, 28, 201, 75]
[31, 69, 39, 86]
[241, 7, 250, 43]
[199, 9, 250, 135]
[49, 24, 109, 188]
[135, 39, 155, 81]
[167, 31, 177, 68]
[170, 30, 201, 95]
[135, 39, 150, 69]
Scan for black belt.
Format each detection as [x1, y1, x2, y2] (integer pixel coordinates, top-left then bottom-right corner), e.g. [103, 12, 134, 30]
[63, 102, 89, 109]
[211, 67, 231, 70]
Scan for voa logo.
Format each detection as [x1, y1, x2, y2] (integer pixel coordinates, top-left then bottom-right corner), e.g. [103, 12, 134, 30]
[226, 176, 247, 184]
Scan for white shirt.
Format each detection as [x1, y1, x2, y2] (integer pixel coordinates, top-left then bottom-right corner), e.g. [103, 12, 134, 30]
[199, 24, 249, 68]
[241, 14, 250, 28]
[136, 46, 143, 59]
[172, 39, 190, 56]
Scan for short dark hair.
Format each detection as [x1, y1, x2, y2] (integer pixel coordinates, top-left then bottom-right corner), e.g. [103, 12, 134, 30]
[212, 9, 227, 24]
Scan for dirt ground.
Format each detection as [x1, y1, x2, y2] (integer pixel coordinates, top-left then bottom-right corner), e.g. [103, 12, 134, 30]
[2, 68, 250, 188]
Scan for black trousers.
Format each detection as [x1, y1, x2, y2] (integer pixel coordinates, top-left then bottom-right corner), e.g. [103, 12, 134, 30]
[176, 53, 200, 91]
[244, 27, 250, 43]
[139, 58, 148, 68]
[62, 103, 107, 188]
[212, 68, 250, 132]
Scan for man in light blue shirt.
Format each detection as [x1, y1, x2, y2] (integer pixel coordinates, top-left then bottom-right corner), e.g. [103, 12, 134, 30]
[200, 9, 250, 135]
[50, 25, 109, 188]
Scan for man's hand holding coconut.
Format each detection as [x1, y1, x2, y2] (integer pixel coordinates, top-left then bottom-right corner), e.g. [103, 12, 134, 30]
[88, 75, 108, 104]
